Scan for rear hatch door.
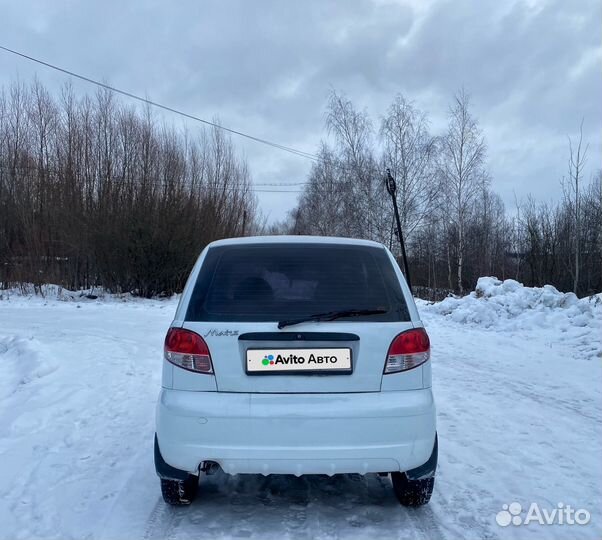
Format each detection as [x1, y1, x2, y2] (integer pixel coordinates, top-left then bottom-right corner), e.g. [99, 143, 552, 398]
[182, 242, 412, 393]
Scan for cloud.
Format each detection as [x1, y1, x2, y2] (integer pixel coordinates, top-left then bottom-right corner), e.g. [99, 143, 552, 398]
[0, 0, 600, 221]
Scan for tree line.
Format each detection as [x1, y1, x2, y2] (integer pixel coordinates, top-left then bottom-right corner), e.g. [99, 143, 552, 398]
[277, 90, 601, 298]
[0, 80, 257, 297]
[1, 80, 599, 299]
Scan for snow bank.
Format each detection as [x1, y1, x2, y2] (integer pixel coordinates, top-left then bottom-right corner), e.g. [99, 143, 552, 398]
[427, 277, 595, 326]
[0, 336, 57, 400]
[0, 283, 178, 305]
[420, 277, 602, 360]
[0, 283, 119, 302]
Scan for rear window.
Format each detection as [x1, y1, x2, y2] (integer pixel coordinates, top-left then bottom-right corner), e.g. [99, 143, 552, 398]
[186, 243, 410, 322]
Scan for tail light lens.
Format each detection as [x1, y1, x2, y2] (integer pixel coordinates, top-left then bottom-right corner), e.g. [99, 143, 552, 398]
[384, 328, 430, 374]
[164, 328, 213, 374]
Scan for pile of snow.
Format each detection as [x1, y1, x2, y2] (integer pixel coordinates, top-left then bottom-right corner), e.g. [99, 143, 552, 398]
[427, 277, 596, 326]
[421, 277, 601, 360]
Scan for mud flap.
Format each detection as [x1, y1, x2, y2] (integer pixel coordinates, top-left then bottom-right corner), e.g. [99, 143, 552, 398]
[154, 434, 192, 481]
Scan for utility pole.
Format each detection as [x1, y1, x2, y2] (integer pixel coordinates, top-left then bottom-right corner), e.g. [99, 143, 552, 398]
[385, 169, 412, 292]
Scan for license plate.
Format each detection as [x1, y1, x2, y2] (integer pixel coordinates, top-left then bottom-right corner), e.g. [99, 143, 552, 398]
[246, 348, 352, 374]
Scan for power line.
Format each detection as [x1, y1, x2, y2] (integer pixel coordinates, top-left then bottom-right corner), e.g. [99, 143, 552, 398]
[0, 45, 382, 189]
[254, 181, 309, 187]
[0, 163, 308, 193]
[0, 161, 380, 193]
[0, 44, 319, 161]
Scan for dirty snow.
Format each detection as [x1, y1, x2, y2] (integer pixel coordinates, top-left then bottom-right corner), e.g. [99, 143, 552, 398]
[426, 277, 598, 333]
[422, 277, 602, 362]
[0, 279, 600, 539]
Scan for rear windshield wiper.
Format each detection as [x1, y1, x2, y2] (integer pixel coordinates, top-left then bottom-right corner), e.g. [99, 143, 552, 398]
[277, 308, 387, 329]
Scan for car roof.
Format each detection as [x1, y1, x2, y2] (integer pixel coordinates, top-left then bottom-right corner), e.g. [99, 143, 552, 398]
[206, 235, 386, 249]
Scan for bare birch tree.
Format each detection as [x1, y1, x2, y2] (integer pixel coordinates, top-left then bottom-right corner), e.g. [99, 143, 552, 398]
[380, 95, 439, 243]
[440, 89, 488, 293]
[325, 91, 382, 240]
[562, 120, 588, 294]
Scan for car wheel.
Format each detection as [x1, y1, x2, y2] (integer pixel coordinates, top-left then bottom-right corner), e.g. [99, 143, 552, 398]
[391, 472, 434, 506]
[160, 475, 199, 505]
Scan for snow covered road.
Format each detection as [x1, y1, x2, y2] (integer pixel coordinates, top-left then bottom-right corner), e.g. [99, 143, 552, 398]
[0, 282, 600, 539]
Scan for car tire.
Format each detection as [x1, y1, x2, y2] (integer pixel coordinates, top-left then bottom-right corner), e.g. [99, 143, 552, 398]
[160, 475, 199, 506]
[391, 472, 435, 506]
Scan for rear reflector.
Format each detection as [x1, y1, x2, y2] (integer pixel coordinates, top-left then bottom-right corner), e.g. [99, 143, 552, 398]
[384, 328, 430, 374]
[164, 328, 213, 374]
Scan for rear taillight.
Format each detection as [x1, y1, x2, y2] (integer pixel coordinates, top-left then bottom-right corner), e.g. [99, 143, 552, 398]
[384, 328, 430, 374]
[164, 328, 213, 374]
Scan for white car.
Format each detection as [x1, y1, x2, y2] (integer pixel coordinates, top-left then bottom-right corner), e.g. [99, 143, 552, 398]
[155, 236, 437, 506]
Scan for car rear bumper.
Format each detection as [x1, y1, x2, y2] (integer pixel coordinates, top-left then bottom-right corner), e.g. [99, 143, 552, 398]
[155, 388, 436, 476]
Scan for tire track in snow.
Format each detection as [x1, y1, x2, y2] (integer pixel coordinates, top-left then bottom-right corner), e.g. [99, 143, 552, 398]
[142, 498, 178, 540]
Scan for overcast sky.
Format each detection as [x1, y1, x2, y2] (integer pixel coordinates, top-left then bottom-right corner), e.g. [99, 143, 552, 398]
[1, 0, 600, 222]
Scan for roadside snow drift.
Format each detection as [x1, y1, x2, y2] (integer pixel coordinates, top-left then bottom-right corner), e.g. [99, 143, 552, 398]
[426, 277, 597, 330]
[422, 276, 601, 361]
[0, 281, 600, 540]
[0, 336, 57, 400]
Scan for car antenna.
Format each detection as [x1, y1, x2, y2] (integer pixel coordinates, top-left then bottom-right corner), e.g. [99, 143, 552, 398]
[385, 169, 413, 293]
